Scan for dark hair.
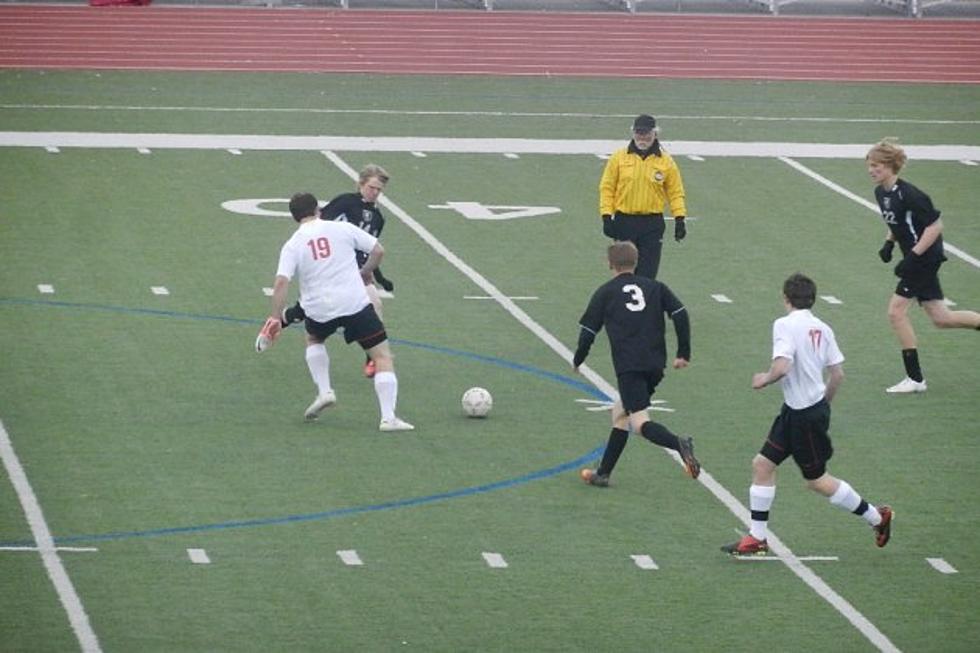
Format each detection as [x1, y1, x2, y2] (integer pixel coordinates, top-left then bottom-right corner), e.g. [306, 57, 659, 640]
[783, 273, 816, 310]
[289, 193, 318, 221]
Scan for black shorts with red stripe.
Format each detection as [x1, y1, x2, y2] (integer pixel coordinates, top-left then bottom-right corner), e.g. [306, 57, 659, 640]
[760, 399, 833, 480]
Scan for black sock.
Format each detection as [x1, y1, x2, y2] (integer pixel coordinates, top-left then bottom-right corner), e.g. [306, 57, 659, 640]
[639, 421, 680, 451]
[597, 428, 629, 476]
[902, 348, 923, 382]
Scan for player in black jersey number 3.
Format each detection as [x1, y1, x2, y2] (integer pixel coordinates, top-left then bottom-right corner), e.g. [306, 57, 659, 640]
[572, 241, 700, 487]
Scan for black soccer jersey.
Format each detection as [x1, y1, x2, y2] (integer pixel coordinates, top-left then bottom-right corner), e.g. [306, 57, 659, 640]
[874, 179, 945, 264]
[320, 192, 385, 267]
[575, 273, 690, 375]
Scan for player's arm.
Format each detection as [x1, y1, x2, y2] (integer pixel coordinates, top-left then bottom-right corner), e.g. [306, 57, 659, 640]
[824, 363, 844, 404]
[669, 305, 691, 368]
[267, 274, 290, 326]
[572, 325, 598, 371]
[360, 242, 384, 284]
[373, 267, 394, 292]
[912, 218, 943, 255]
[752, 356, 792, 390]
[572, 291, 605, 370]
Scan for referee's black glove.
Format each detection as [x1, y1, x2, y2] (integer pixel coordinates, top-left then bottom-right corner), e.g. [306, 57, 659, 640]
[878, 240, 895, 263]
[674, 217, 687, 241]
[601, 214, 615, 238]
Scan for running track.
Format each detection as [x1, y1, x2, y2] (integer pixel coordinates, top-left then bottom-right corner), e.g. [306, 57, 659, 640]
[1, 5, 979, 82]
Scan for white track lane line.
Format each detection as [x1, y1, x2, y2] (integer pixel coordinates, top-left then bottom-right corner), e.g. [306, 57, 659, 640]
[0, 419, 102, 653]
[322, 150, 901, 653]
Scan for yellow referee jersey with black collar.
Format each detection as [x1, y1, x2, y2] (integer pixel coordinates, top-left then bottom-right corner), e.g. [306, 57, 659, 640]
[599, 145, 687, 218]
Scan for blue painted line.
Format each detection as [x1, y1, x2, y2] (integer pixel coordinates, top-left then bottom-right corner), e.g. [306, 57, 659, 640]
[44, 445, 604, 546]
[0, 296, 611, 546]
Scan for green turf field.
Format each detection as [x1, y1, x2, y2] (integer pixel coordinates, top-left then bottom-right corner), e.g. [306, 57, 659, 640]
[1, 70, 978, 652]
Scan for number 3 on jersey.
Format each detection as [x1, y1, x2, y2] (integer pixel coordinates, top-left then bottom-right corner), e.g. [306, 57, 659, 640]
[622, 284, 646, 312]
[307, 237, 331, 260]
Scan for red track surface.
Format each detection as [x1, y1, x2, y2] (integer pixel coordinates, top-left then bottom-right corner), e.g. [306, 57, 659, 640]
[1, 5, 979, 82]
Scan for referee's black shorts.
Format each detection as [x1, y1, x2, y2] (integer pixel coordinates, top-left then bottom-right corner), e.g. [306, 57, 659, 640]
[760, 399, 833, 480]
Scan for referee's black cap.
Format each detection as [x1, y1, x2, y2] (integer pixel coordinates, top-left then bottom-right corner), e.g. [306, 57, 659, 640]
[632, 114, 657, 133]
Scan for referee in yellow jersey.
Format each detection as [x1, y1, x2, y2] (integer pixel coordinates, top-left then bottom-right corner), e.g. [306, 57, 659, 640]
[599, 114, 688, 279]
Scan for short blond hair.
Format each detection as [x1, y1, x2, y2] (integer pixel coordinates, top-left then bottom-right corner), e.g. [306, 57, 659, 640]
[608, 241, 638, 271]
[359, 163, 389, 186]
[866, 138, 907, 174]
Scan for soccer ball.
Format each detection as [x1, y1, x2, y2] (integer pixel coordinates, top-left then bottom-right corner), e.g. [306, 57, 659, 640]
[461, 387, 493, 418]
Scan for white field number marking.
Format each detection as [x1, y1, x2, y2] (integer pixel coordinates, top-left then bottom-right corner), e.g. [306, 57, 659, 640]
[428, 201, 560, 221]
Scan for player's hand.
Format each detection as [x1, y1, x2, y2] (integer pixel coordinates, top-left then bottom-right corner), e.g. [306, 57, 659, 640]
[601, 214, 615, 238]
[674, 217, 687, 241]
[752, 372, 769, 389]
[878, 240, 894, 263]
[378, 277, 394, 292]
[894, 252, 920, 277]
[672, 357, 689, 369]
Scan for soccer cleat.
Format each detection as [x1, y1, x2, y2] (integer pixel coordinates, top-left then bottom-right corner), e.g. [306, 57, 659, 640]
[303, 390, 336, 421]
[874, 505, 893, 548]
[721, 535, 769, 556]
[379, 417, 415, 432]
[677, 436, 701, 479]
[255, 316, 282, 353]
[363, 359, 377, 379]
[885, 377, 927, 394]
[580, 468, 610, 487]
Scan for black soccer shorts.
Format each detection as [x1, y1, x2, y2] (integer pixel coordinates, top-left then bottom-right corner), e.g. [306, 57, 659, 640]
[760, 400, 834, 480]
[305, 304, 387, 350]
[616, 369, 664, 414]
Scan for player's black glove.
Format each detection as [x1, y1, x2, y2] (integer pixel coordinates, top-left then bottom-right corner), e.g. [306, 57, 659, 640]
[601, 214, 616, 238]
[373, 269, 394, 292]
[894, 252, 921, 277]
[878, 240, 895, 263]
[674, 217, 687, 241]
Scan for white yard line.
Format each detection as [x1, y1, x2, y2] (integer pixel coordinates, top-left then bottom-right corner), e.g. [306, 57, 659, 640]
[1, 132, 979, 162]
[322, 149, 901, 653]
[0, 419, 102, 653]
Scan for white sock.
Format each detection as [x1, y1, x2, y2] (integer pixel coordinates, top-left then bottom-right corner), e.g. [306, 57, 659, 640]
[374, 371, 397, 421]
[305, 344, 332, 396]
[861, 504, 882, 527]
[829, 480, 862, 512]
[749, 484, 776, 541]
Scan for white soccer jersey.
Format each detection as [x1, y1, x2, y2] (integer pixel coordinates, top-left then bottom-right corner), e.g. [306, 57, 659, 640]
[276, 219, 378, 323]
[771, 308, 845, 410]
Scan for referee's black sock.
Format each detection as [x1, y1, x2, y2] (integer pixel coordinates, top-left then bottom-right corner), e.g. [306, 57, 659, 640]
[597, 428, 629, 477]
[901, 348, 924, 382]
[639, 421, 680, 451]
